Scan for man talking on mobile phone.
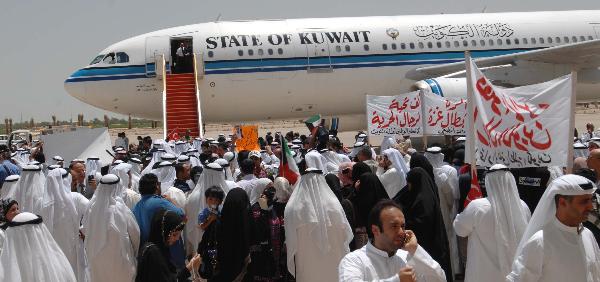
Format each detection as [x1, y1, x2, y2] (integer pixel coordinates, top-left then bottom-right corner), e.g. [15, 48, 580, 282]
[338, 200, 446, 282]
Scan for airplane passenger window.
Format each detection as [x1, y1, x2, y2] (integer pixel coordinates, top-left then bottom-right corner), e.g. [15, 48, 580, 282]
[572, 36, 578, 42]
[268, 49, 274, 55]
[392, 43, 398, 50]
[547, 37, 553, 44]
[258, 49, 264, 56]
[454, 41, 459, 47]
[364, 44, 370, 51]
[564, 37, 569, 43]
[531, 38, 536, 44]
[471, 40, 477, 46]
[514, 39, 519, 45]
[436, 42, 442, 48]
[539, 37, 544, 44]
[335, 46, 342, 52]
[588, 35, 594, 40]
[103, 52, 116, 64]
[505, 39, 511, 45]
[488, 39, 494, 46]
[345, 45, 350, 52]
[480, 40, 485, 46]
[462, 40, 468, 47]
[555, 37, 561, 43]
[409, 43, 415, 49]
[248, 49, 254, 56]
[382, 44, 388, 50]
[427, 42, 433, 48]
[497, 39, 503, 45]
[207, 51, 214, 58]
[90, 54, 105, 65]
[238, 50, 244, 56]
[445, 41, 451, 48]
[277, 48, 283, 54]
[580, 36, 586, 41]
[418, 42, 424, 49]
[522, 38, 528, 44]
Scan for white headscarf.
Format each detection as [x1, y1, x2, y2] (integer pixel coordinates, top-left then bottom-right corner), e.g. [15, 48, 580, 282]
[381, 148, 409, 196]
[484, 164, 530, 275]
[15, 165, 45, 214]
[141, 148, 166, 176]
[111, 162, 142, 209]
[284, 170, 352, 275]
[40, 168, 80, 274]
[380, 136, 397, 152]
[574, 142, 589, 159]
[515, 174, 597, 257]
[0, 175, 20, 199]
[249, 178, 273, 205]
[305, 150, 326, 172]
[0, 212, 77, 282]
[184, 163, 230, 254]
[424, 146, 445, 167]
[215, 158, 234, 181]
[151, 161, 176, 194]
[128, 158, 142, 192]
[321, 149, 341, 173]
[274, 177, 292, 202]
[85, 156, 101, 177]
[174, 141, 188, 156]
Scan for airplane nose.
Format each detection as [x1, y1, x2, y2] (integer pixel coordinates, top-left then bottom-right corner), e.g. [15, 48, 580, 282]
[64, 71, 86, 100]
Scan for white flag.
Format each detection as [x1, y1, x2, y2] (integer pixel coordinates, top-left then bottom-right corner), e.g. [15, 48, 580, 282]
[423, 92, 467, 135]
[467, 60, 572, 168]
[366, 92, 423, 137]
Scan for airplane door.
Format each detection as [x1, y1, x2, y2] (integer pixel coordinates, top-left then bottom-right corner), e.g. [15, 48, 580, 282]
[145, 36, 170, 77]
[306, 34, 333, 73]
[594, 25, 600, 39]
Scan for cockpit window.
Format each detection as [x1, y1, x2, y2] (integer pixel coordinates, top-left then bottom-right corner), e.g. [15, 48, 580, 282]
[103, 52, 116, 64]
[116, 52, 129, 63]
[90, 54, 105, 65]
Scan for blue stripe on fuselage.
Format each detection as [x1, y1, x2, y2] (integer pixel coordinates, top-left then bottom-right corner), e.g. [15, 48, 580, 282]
[65, 48, 537, 83]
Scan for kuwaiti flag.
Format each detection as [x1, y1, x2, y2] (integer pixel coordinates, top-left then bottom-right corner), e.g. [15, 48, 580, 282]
[279, 138, 300, 185]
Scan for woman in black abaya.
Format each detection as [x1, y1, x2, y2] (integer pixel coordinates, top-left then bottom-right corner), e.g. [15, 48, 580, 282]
[393, 167, 453, 282]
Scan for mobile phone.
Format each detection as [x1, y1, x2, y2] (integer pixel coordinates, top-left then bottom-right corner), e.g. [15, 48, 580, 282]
[88, 175, 94, 181]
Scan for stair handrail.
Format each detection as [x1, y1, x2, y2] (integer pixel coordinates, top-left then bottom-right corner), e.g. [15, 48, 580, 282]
[193, 53, 204, 138]
[160, 54, 168, 139]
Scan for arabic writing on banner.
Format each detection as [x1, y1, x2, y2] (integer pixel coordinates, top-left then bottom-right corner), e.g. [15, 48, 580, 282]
[467, 60, 572, 168]
[423, 93, 467, 135]
[367, 92, 423, 136]
[234, 125, 260, 152]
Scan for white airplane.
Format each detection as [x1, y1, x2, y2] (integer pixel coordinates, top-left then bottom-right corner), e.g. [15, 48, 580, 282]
[64, 10, 600, 135]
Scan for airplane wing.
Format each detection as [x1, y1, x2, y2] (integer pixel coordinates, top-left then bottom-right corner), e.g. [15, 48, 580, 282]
[405, 39, 600, 84]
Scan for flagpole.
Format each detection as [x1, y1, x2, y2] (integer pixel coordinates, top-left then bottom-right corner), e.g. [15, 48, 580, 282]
[567, 68, 577, 174]
[464, 51, 477, 169]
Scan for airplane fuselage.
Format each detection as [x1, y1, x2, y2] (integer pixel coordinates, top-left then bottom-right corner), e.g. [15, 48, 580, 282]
[65, 10, 600, 129]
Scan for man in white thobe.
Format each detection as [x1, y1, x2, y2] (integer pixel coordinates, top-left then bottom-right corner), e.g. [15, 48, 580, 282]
[82, 174, 140, 282]
[453, 164, 530, 282]
[41, 168, 85, 281]
[285, 167, 353, 282]
[424, 146, 460, 275]
[0, 212, 77, 282]
[14, 164, 45, 214]
[111, 162, 142, 209]
[152, 161, 186, 208]
[339, 199, 446, 282]
[377, 148, 409, 199]
[507, 174, 600, 281]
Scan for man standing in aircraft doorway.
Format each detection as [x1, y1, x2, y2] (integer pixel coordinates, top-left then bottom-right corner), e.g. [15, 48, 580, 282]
[175, 42, 186, 72]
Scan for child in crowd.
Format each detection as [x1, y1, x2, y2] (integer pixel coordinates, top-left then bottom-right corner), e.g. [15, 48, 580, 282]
[197, 186, 225, 231]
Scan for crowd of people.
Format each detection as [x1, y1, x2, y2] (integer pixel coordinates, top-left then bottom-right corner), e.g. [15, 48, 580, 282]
[0, 124, 599, 282]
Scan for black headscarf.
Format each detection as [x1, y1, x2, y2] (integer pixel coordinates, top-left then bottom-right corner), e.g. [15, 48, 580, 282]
[393, 168, 452, 282]
[0, 198, 18, 230]
[351, 162, 371, 183]
[216, 188, 251, 281]
[409, 153, 439, 199]
[353, 172, 389, 230]
[147, 208, 185, 259]
[325, 174, 344, 203]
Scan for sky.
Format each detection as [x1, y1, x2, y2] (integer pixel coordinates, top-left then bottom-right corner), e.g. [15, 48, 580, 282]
[0, 0, 598, 122]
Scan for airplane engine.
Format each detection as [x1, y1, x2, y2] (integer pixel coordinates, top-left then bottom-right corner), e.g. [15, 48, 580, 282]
[411, 77, 467, 98]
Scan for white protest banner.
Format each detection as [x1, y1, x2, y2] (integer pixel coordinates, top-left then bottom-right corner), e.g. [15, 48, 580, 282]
[423, 92, 467, 135]
[366, 92, 423, 136]
[467, 60, 572, 168]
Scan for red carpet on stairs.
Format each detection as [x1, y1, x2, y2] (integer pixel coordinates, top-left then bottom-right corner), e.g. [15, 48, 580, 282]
[165, 73, 200, 139]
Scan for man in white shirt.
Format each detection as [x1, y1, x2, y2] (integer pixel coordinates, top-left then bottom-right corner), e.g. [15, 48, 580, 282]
[339, 200, 446, 282]
[507, 174, 600, 281]
[453, 164, 530, 282]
